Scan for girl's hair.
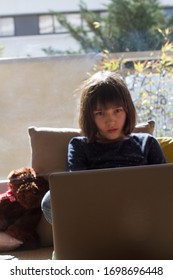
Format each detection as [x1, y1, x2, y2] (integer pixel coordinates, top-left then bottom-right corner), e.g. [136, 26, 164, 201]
[79, 70, 136, 142]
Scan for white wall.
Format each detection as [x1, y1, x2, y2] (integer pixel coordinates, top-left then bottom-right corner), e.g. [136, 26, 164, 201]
[0, 0, 172, 16]
[1, 0, 171, 16]
[1, 0, 111, 16]
[0, 34, 81, 58]
[160, 0, 173, 6]
[0, 54, 100, 178]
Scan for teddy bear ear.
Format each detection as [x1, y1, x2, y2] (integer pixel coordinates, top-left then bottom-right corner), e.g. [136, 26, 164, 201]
[7, 170, 17, 179]
[7, 167, 36, 180]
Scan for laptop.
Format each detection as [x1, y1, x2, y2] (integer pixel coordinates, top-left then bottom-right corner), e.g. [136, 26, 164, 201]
[49, 163, 173, 260]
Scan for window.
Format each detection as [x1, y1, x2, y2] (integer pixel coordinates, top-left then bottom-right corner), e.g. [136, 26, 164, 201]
[0, 11, 108, 37]
[39, 13, 82, 34]
[54, 13, 81, 33]
[66, 13, 81, 26]
[0, 17, 14, 36]
[163, 8, 173, 18]
[39, 15, 54, 34]
[14, 15, 39, 36]
[53, 15, 67, 33]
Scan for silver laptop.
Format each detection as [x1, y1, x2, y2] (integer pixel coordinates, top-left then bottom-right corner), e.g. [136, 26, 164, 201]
[49, 163, 173, 260]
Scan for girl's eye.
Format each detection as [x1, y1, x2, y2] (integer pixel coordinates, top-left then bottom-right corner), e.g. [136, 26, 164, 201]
[94, 111, 104, 116]
[115, 107, 123, 113]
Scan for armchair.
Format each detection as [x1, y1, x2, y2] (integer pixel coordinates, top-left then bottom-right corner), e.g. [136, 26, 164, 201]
[0, 121, 172, 259]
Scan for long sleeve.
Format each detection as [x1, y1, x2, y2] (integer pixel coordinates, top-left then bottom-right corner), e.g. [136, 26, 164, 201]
[67, 137, 89, 171]
[67, 134, 167, 171]
[145, 136, 167, 164]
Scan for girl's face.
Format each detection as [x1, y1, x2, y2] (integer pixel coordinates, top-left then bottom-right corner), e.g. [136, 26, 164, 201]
[93, 104, 126, 142]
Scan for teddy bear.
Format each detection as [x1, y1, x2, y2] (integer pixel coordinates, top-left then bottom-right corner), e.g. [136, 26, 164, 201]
[0, 167, 49, 251]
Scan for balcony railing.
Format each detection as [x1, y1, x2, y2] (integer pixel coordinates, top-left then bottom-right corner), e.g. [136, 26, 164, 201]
[99, 49, 173, 137]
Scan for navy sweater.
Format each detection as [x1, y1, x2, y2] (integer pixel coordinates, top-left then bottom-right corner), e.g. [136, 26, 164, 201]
[67, 133, 166, 171]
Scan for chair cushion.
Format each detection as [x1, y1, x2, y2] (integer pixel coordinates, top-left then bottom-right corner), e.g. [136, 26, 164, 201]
[28, 127, 80, 174]
[157, 137, 173, 163]
[28, 121, 155, 174]
[133, 120, 155, 135]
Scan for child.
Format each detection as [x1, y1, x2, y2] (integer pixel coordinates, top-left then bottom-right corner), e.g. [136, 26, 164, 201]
[41, 70, 166, 223]
[68, 70, 166, 171]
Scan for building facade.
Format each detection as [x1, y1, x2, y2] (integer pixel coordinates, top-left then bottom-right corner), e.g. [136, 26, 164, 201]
[0, 0, 173, 58]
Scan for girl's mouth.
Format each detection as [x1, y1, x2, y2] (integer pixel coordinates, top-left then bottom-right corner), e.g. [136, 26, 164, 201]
[107, 128, 118, 133]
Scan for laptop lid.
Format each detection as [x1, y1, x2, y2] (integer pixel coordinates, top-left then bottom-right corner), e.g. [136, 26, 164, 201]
[49, 163, 173, 260]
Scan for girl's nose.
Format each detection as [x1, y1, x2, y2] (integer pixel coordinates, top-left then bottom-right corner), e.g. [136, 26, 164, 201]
[105, 112, 116, 123]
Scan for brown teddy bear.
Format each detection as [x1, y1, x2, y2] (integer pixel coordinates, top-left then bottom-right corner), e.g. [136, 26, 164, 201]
[0, 167, 49, 251]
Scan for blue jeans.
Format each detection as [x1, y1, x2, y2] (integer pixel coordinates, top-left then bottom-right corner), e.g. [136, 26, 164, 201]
[41, 190, 52, 224]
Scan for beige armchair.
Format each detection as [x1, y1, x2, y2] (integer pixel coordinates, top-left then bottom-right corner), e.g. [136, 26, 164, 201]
[1, 122, 172, 259]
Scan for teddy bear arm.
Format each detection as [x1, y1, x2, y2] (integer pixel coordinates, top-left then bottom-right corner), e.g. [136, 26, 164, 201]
[6, 209, 42, 242]
[0, 200, 14, 231]
[0, 214, 8, 231]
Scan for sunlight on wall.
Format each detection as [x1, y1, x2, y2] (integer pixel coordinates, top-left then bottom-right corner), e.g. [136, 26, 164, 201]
[0, 54, 99, 177]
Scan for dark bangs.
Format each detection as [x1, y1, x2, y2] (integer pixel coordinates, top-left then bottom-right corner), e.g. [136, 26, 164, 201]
[79, 71, 136, 142]
[89, 82, 127, 111]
